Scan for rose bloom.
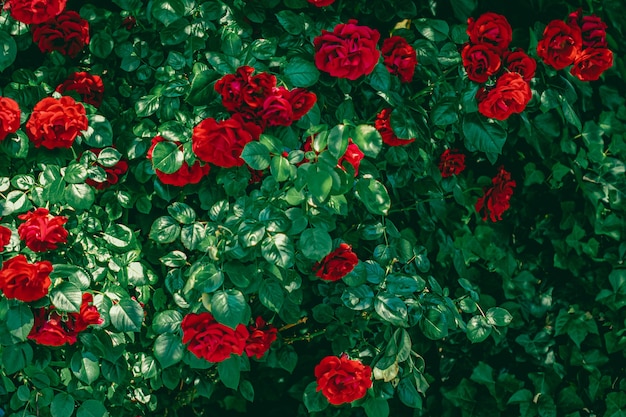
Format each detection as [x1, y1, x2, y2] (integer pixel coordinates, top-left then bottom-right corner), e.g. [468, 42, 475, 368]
[567, 9, 608, 48]
[438, 149, 466, 178]
[475, 166, 516, 222]
[192, 113, 262, 168]
[244, 317, 278, 359]
[260, 89, 294, 127]
[477, 72, 532, 120]
[286, 88, 317, 121]
[536, 20, 582, 70]
[0, 96, 21, 141]
[461, 43, 502, 83]
[31, 10, 90, 58]
[17, 207, 68, 252]
[7, 0, 67, 24]
[314, 243, 358, 281]
[503, 48, 537, 82]
[374, 108, 415, 146]
[55, 72, 104, 107]
[570, 48, 613, 81]
[0, 254, 52, 302]
[315, 355, 373, 405]
[338, 140, 365, 176]
[181, 312, 250, 363]
[381, 36, 418, 83]
[66, 293, 104, 334]
[307, 0, 335, 6]
[243, 72, 277, 111]
[466, 12, 513, 52]
[26, 96, 88, 149]
[28, 310, 76, 346]
[215, 66, 255, 112]
[84, 148, 129, 190]
[147, 136, 210, 187]
[0, 225, 12, 252]
[314, 19, 381, 80]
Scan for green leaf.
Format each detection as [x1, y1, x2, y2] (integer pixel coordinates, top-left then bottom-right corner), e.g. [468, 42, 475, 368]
[211, 289, 246, 329]
[486, 307, 513, 327]
[298, 228, 332, 261]
[303, 381, 329, 412]
[356, 178, 391, 215]
[152, 310, 183, 334]
[375, 293, 409, 326]
[368, 63, 391, 92]
[432, 97, 459, 126]
[467, 315, 493, 343]
[6, 304, 34, 342]
[239, 379, 254, 402]
[76, 399, 109, 417]
[259, 279, 285, 313]
[364, 398, 390, 417]
[463, 113, 507, 155]
[168, 202, 196, 224]
[150, 216, 181, 244]
[64, 184, 95, 210]
[241, 141, 271, 170]
[283, 58, 320, 88]
[49, 282, 83, 313]
[71, 352, 100, 384]
[185, 67, 219, 106]
[250, 38, 277, 60]
[414, 18, 450, 42]
[110, 298, 144, 332]
[270, 155, 292, 181]
[90, 32, 114, 59]
[342, 285, 374, 310]
[103, 223, 135, 250]
[0, 31, 17, 72]
[151, 140, 183, 174]
[419, 308, 448, 340]
[275, 10, 305, 35]
[261, 233, 295, 268]
[218, 356, 241, 388]
[353, 124, 383, 158]
[83, 115, 113, 147]
[154, 333, 185, 368]
[152, 0, 186, 26]
[1, 343, 32, 374]
[51, 393, 75, 417]
[135, 94, 161, 118]
[398, 376, 423, 408]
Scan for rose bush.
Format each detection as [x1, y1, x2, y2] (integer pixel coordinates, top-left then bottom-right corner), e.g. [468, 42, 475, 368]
[0, 0, 625, 416]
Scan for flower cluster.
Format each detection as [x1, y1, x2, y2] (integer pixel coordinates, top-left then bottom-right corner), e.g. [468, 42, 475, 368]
[314, 243, 359, 281]
[181, 312, 277, 362]
[537, 10, 612, 81]
[28, 293, 103, 346]
[463, 13, 535, 120]
[475, 166, 517, 222]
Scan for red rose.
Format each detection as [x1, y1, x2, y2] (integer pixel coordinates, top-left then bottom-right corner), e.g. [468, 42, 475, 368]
[26, 96, 88, 149]
[338, 140, 364, 176]
[181, 312, 250, 363]
[28, 310, 76, 346]
[567, 9, 608, 48]
[84, 148, 129, 190]
[0, 254, 52, 302]
[286, 88, 316, 121]
[245, 317, 278, 359]
[570, 47, 613, 81]
[314, 243, 358, 281]
[147, 136, 210, 186]
[381, 36, 418, 83]
[0, 96, 21, 141]
[55, 72, 104, 107]
[243, 72, 277, 110]
[0, 225, 12, 252]
[475, 166, 516, 222]
[215, 66, 255, 112]
[461, 43, 502, 83]
[438, 149, 466, 178]
[374, 108, 415, 146]
[537, 20, 582, 70]
[314, 19, 381, 80]
[466, 12, 513, 52]
[260, 90, 294, 127]
[17, 208, 68, 252]
[315, 355, 372, 405]
[31, 10, 90, 58]
[477, 72, 532, 120]
[307, 0, 335, 6]
[7, 0, 67, 24]
[67, 293, 103, 334]
[503, 48, 537, 82]
[192, 114, 262, 168]
[122, 15, 136, 30]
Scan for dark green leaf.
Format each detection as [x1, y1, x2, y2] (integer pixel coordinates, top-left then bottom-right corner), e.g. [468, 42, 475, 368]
[51, 393, 75, 417]
[303, 381, 329, 412]
[110, 298, 144, 332]
[0, 31, 17, 72]
[375, 293, 409, 326]
[283, 58, 320, 88]
[463, 113, 507, 155]
[356, 178, 391, 215]
[211, 289, 247, 329]
[49, 282, 82, 313]
[218, 356, 240, 389]
[467, 315, 492, 343]
[154, 333, 185, 368]
[298, 228, 332, 261]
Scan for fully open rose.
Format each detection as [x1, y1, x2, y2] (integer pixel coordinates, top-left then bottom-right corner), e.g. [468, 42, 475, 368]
[7, 0, 67, 24]
[31, 10, 90, 58]
[315, 355, 373, 405]
[0, 96, 21, 141]
[55, 72, 104, 107]
[466, 12, 512, 52]
[477, 72, 532, 120]
[314, 243, 358, 281]
[536, 19, 582, 70]
[0, 254, 52, 302]
[475, 166, 517, 222]
[381, 36, 418, 83]
[181, 312, 249, 363]
[17, 208, 68, 252]
[25, 96, 88, 149]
